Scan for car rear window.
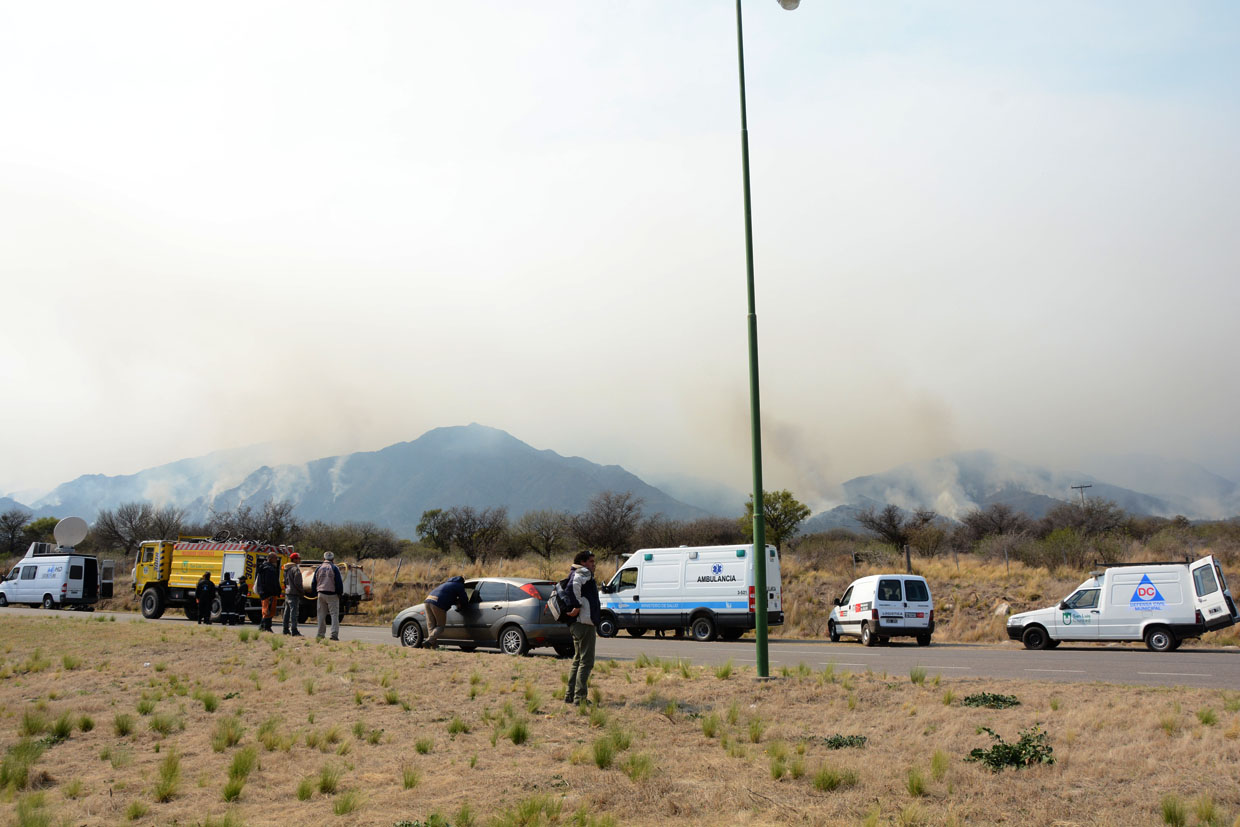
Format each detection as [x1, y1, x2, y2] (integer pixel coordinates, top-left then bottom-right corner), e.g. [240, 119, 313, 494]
[904, 580, 930, 602]
[531, 583, 554, 600]
[70, 565, 83, 580]
[877, 579, 902, 602]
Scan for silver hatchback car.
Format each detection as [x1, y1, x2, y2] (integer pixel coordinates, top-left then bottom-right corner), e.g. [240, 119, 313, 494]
[391, 577, 574, 657]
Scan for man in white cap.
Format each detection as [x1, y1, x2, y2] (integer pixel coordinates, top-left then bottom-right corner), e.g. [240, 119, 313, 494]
[314, 551, 344, 641]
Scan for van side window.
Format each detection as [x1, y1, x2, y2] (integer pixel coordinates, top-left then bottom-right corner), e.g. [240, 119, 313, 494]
[20, 566, 36, 581]
[616, 569, 638, 592]
[1065, 589, 1099, 610]
[70, 565, 83, 580]
[877, 579, 902, 602]
[1193, 566, 1219, 597]
[840, 586, 853, 605]
[904, 580, 929, 602]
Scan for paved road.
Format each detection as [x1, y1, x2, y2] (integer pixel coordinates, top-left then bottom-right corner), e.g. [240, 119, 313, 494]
[5, 606, 1237, 689]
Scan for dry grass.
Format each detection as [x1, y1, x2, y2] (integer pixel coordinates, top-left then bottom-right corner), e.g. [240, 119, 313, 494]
[0, 615, 1238, 826]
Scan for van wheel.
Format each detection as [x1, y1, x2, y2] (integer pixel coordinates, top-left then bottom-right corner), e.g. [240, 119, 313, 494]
[399, 620, 424, 648]
[500, 624, 529, 656]
[861, 622, 876, 647]
[42, 594, 55, 610]
[1145, 626, 1175, 653]
[597, 613, 618, 638]
[627, 628, 647, 637]
[1021, 625, 1050, 650]
[828, 621, 840, 643]
[141, 588, 166, 620]
[0, 594, 7, 607]
[690, 614, 717, 642]
[916, 634, 932, 647]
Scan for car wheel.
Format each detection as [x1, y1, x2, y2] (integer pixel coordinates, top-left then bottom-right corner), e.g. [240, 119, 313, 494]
[720, 628, 745, 642]
[0, 593, 8, 608]
[1022, 625, 1050, 650]
[1145, 626, 1174, 653]
[916, 634, 932, 647]
[141, 588, 165, 620]
[861, 622, 875, 647]
[42, 594, 55, 610]
[597, 613, 618, 638]
[690, 614, 717, 642]
[828, 621, 840, 643]
[627, 628, 647, 637]
[399, 620, 424, 648]
[553, 641, 574, 658]
[500, 624, 529, 656]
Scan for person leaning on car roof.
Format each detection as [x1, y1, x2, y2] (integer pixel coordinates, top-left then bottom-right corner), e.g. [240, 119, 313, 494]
[424, 576, 468, 650]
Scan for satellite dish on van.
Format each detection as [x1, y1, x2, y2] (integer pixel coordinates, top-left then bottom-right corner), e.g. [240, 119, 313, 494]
[54, 516, 89, 548]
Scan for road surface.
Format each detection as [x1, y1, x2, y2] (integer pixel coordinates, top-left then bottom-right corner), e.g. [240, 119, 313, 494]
[6, 605, 1237, 690]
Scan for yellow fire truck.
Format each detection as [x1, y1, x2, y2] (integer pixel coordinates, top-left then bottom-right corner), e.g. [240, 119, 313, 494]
[134, 536, 290, 623]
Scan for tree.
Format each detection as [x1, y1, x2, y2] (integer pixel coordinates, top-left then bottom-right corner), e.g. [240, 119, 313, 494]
[21, 516, 58, 546]
[739, 489, 811, 550]
[448, 506, 509, 564]
[340, 521, 401, 561]
[571, 491, 643, 563]
[93, 502, 154, 556]
[856, 504, 936, 552]
[1038, 499, 1127, 538]
[960, 503, 1031, 544]
[0, 508, 31, 555]
[416, 509, 456, 554]
[149, 505, 187, 541]
[208, 500, 300, 544]
[514, 510, 572, 566]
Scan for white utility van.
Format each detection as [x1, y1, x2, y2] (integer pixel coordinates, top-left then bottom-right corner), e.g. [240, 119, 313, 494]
[597, 544, 783, 642]
[828, 574, 934, 646]
[1007, 556, 1238, 652]
[0, 542, 108, 610]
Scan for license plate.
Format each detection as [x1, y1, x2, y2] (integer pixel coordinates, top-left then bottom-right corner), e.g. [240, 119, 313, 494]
[881, 616, 903, 623]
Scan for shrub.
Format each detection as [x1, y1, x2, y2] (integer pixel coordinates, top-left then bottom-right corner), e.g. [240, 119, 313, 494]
[1160, 794, 1186, 827]
[909, 666, 927, 686]
[966, 725, 1055, 771]
[402, 765, 420, 790]
[621, 752, 654, 782]
[962, 692, 1020, 709]
[592, 737, 614, 769]
[153, 750, 180, 802]
[906, 767, 927, 796]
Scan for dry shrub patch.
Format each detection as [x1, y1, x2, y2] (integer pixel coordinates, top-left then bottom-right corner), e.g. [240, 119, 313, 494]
[0, 614, 1238, 825]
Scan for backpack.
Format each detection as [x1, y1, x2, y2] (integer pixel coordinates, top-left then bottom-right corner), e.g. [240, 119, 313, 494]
[547, 577, 572, 623]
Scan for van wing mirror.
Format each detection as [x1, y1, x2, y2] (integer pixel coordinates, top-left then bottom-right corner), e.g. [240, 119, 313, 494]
[833, 598, 841, 607]
[1058, 601, 1068, 610]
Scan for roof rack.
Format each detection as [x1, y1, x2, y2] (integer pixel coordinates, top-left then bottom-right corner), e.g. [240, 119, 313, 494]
[1090, 557, 1190, 569]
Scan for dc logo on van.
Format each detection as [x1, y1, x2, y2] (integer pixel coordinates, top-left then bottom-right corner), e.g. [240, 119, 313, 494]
[712, 564, 723, 575]
[1130, 574, 1165, 611]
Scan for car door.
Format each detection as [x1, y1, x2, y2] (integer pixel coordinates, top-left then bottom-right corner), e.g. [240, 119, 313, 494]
[875, 578, 905, 633]
[437, 580, 476, 642]
[467, 580, 511, 644]
[18, 564, 39, 603]
[902, 578, 933, 631]
[1054, 588, 1100, 639]
[834, 585, 856, 634]
[610, 567, 639, 627]
[1191, 558, 1236, 630]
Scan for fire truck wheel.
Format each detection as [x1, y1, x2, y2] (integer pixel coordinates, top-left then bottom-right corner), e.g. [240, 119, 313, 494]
[141, 588, 166, 620]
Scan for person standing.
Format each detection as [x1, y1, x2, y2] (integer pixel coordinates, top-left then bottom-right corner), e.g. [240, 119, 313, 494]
[315, 551, 344, 641]
[282, 552, 304, 636]
[234, 574, 249, 626]
[563, 550, 600, 705]
[255, 551, 281, 633]
[195, 571, 216, 626]
[423, 575, 467, 650]
[217, 573, 238, 625]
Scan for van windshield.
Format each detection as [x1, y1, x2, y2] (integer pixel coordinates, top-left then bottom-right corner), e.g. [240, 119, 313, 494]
[904, 580, 929, 602]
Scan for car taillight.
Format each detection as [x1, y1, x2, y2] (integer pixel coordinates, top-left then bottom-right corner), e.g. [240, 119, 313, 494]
[61, 584, 67, 594]
[748, 586, 755, 612]
[929, 610, 934, 624]
[519, 583, 541, 600]
[872, 609, 879, 621]
[1196, 610, 1204, 625]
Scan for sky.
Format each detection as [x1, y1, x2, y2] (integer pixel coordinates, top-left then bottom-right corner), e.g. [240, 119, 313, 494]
[3, 1, 1240, 510]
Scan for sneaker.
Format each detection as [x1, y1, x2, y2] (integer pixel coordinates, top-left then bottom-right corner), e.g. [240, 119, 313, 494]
[563, 695, 575, 705]
[330, 636, 339, 641]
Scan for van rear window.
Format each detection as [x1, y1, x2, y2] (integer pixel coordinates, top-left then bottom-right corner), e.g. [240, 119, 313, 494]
[877, 580, 902, 601]
[1194, 566, 1219, 598]
[904, 580, 929, 602]
[70, 565, 83, 580]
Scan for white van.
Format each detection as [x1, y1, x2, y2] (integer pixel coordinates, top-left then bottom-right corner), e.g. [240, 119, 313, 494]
[0, 542, 106, 610]
[1007, 555, 1238, 652]
[597, 544, 783, 642]
[828, 574, 934, 646]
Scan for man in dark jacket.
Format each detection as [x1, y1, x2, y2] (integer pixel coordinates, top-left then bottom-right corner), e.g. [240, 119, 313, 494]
[195, 571, 216, 626]
[424, 575, 467, 650]
[254, 551, 281, 633]
[562, 551, 600, 704]
[282, 552, 305, 636]
[217, 573, 238, 626]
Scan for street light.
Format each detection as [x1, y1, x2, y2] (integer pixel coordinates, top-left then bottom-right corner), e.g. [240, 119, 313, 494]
[736, 0, 797, 678]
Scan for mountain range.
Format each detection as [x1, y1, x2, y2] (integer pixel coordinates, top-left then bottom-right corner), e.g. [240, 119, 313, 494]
[7, 425, 1239, 540]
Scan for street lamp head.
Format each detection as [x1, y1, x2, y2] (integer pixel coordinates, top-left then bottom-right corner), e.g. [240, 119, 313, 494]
[778, 0, 800, 9]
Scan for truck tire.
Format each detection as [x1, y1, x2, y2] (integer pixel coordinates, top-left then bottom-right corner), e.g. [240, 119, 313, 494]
[690, 613, 717, 642]
[1145, 626, 1175, 653]
[141, 588, 166, 620]
[597, 612, 618, 638]
[1021, 625, 1050, 650]
[184, 603, 198, 621]
[0, 594, 7, 607]
[861, 622, 876, 647]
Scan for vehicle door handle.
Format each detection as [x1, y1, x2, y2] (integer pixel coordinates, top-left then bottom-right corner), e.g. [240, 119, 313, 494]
[491, 604, 502, 609]
[1090, 610, 1099, 613]
[632, 596, 639, 600]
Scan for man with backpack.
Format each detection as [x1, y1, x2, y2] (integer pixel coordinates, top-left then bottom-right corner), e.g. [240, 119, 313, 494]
[562, 550, 600, 705]
[282, 552, 305, 636]
[315, 552, 344, 641]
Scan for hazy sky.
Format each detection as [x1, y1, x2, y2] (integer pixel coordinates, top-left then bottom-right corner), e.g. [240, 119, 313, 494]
[3, 1, 1239, 508]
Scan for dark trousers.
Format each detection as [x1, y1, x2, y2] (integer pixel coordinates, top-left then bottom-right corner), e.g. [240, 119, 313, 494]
[197, 597, 212, 625]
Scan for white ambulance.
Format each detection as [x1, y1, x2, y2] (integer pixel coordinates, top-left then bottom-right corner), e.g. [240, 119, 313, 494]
[597, 544, 783, 641]
[1007, 555, 1238, 651]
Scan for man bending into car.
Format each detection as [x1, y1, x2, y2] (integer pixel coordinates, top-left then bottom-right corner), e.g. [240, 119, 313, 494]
[563, 551, 600, 705]
[424, 576, 467, 650]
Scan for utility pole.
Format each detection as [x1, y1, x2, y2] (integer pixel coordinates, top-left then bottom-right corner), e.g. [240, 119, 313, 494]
[1071, 484, 1092, 505]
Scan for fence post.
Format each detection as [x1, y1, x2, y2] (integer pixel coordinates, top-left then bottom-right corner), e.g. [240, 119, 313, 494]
[904, 544, 911, 574]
